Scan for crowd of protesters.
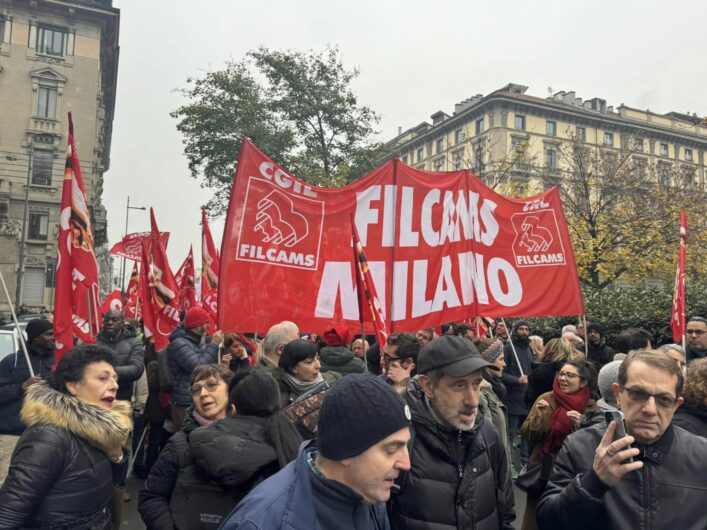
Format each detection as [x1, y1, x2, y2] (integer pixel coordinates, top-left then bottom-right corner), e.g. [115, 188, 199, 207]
[1, 309, 707, 529]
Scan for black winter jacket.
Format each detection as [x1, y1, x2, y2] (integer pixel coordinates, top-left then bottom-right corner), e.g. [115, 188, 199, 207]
[502, 338, 533, 416]
[0, 382, 131, 529]
[166, 328, 218, 406]
[138, 411, 199, 530]
[0, 349, 54, 434]
[587, 340, 614, 368]
[319, 346, 365, 376]
[188, 415, 280, 497]
[389, 379, 515, 530]
[96, 327, 145, 400]
[524, 361, 563, 410]
[537, 424, 707, 530]
[672, 403, 707, 438]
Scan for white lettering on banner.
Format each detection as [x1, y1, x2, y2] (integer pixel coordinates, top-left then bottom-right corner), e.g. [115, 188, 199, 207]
[354, 186, 499, 249]
[257, 162, 317, 198]
[239, 244, 315, 268]
[314, 254, 522, 320]
[516, 253, 565, 265]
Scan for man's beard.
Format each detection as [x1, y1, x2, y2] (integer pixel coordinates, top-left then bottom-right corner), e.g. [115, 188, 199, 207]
[433, 398, 477, 431]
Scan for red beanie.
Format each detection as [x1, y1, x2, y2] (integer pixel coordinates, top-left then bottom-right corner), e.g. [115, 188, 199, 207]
[322, 325, 352, 347]
[184, 307, 212, 329]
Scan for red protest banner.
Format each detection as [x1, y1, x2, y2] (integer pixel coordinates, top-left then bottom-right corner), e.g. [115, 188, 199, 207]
[110, 231, 170, 261]
[100, 290, 124, 315]
[671, 211, 687, 344]
[201, 207, 220, 322]
[219, 140, 584, 334]
[175, 246, 198, 311]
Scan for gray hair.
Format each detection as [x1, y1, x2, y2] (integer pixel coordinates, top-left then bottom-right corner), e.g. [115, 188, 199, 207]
[262, 321, 299, 355]
[657, 344, 685, 357]
[561, 324, 577, 335]
[688, 316, 707, 325]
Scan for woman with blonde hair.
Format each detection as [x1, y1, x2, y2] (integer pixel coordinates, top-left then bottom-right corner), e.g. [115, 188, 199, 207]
[529, 335, 544, 360]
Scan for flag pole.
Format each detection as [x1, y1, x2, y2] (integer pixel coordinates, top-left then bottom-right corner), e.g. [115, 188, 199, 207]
[360, 322, 367, 373]
[582, 314, 588, 357]
[85, 289, 93, 337]
[0, 271, 35, 377]
[500, 317, 523, 377]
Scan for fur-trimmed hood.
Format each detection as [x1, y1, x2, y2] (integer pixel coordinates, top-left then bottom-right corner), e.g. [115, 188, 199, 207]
[21, 381, 132, 451]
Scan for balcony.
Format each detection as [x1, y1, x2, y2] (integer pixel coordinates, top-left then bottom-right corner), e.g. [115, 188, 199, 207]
[27, 117, 62, 138]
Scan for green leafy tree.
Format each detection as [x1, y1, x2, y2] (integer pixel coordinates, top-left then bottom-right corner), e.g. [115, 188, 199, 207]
[171, 47, 381, 215]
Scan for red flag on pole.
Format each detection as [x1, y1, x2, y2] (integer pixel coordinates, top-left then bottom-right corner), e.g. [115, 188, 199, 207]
[110, 231, 170, 261]
[141, 208, 180, 350]
[201, 207, 220, 321]
[124, 262, 140, 319]
[175, 246, 198, 311]
[53, 112, 101, 363]
[671, 211, 688, 345]
[100, 290, 124, 314]
[351, 217, 388, 350]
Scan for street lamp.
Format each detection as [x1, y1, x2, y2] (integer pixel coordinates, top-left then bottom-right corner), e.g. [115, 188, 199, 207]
[5, 151, 33, 310]
[120, 195, 146, 292]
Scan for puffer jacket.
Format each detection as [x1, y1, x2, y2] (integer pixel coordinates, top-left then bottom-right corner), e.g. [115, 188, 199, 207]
[479, 377, 511, 462]
[188, 415, 279, 497]
[319, 346, 365, 376]
[672, 403, 707, 438]
[96, 327, 145, 400]
[271, 368, 341, 408]
[0, 349, 54, 434]
[0, 381, 131, 529]
[166, 328, 218, 406]
[138, 410, 199, 530]
[389, 379, 515, 530]
[537, 424, 707, 530]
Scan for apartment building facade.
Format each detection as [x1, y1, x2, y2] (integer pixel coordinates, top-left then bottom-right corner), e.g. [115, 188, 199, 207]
[0, 0, 119, 312]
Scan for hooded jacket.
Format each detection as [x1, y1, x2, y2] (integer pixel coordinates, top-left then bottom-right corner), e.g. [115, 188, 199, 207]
[537, 424, 707, 530]
[672, 403, 707, 438]
[319, 346, 365, 376]
[389, 379, 515, 530]
[0, 348, 54, 434]
[0, 382, 131, 529]
[138, 410, 199, 530]
[220, 441, 390, 530]
[96, 327, 145, 400]
[166, 328, 218, 406]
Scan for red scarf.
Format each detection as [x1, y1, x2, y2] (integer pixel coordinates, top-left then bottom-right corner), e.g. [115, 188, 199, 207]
[541, 377, 591, 456]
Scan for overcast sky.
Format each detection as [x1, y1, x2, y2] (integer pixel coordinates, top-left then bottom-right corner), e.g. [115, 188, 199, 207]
[105, 0, 707, 281]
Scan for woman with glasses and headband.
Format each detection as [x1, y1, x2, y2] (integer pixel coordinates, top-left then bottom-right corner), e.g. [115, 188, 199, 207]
[520, 360, 596, 530]
[138, 364, 231, 529]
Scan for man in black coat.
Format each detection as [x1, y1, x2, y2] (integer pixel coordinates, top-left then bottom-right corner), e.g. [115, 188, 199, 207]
[0, 319, 54, 484]
[538, 350, 707, 530]
[501, 320, 533, 474]
[390, 336, 515, 529]
[95, 310, 145, 401]
[586, 323, 614, 369]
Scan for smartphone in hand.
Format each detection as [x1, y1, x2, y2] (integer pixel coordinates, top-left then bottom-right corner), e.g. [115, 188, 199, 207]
[604, 410, 634, 463]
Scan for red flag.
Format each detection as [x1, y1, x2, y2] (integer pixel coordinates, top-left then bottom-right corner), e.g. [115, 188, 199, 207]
[110, 231, 170, 261]
[671, 211, 688, 345]
[141, 209, 180, 350]
[351, 217, 388, 350]
[100, 290, 124, 314]
[201, 208, 220, 321]
[53, 112, 101, 363]
[124, 262, 140, 319]
[175, 246, 198, 311]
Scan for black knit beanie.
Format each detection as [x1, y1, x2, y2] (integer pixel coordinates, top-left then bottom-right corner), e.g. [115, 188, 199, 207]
[317, 373, 411, 460]
[26, 319, 53, 344]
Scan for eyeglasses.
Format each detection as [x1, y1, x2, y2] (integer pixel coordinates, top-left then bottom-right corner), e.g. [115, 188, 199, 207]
[383, 354, 402, 364]
[190, 380, 221, 395]
[621, 386, 678, 409]
[686, 329, 706, 336]
[556, 371, 581, 380]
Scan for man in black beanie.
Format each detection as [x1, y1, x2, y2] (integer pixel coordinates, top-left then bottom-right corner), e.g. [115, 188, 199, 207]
[0, 318, 54, 483]
[501, 319, 533, 477]
[389, 335, 515, 529]
[221, 373, 411, 529]
[586, 322, 614, 368]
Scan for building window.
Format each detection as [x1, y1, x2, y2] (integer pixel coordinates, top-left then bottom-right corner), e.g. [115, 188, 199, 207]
[660, 165, 671, 187]
[475, 118, 484, 135]
[576, 126, 586, 142]
[685, 149, 693, 162]
[29, 213, 49, 240]
[546, 121, 556, 137]
[436, 138, 444, 154]
[660, 143, 669, 157]
[474, 146, 484, 173]
[603, 132, 614, 146]
[0, 17, 5, 44]
[514, 115, 526, 131]
[402, 155, 408, 165]
[545, 148, 556, 169]
[454, 129, 463, 144]
[32, 150, 53, 186]
[417, 147, 424, 162]
[433, 158, 444, 171]
[37, 87, 57, 119]
[513, 137, 529, 171]
[37, 26, 66, 56]
[635, 138, 644, 152]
